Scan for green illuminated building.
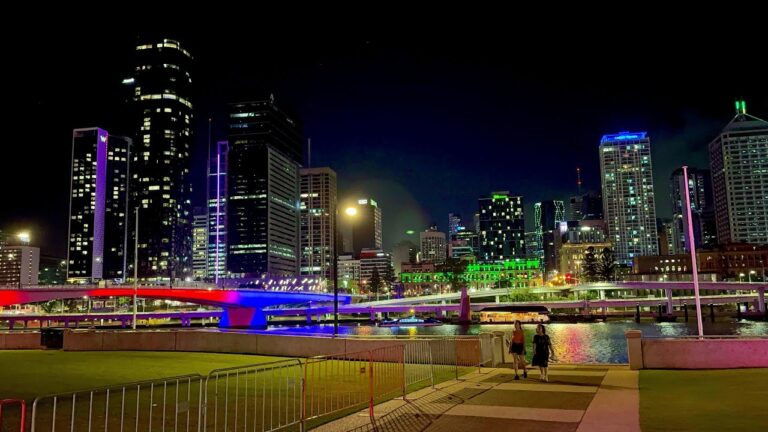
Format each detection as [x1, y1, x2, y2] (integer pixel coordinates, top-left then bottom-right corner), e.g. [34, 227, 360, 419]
[400, 258, 542, 295]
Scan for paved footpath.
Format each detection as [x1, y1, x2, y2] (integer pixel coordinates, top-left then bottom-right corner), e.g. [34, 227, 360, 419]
[313, 364, 639, 432]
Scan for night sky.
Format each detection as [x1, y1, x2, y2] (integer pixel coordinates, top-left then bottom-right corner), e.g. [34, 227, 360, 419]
[4, 15, 766, 257]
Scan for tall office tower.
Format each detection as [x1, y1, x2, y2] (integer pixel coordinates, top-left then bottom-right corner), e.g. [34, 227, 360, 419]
[392, 240, 418, 276]
[448, 213, 464, 235]
[352, 198, 382, 256]
[192, 207, 208, 280]
[227, 98, 302, 278]
[450, 230, 479, 260]
[599, 132, 659, 265]
[0, 245, 39, 287]
[299, 167, 337, 282]
[478, 192, 525, 261]
[420, 225, 447, 264]
[709, 101, 768, 245]
[207, 141, 229, 282]
[534, 200, 565, 274]
[656, 218, 675, 255]
[524, 231, 540, 258]
[127, 37, 194, 281]
[569, 191, 603, 221]
[670, 167, 715, 252]
[67, 128, 131, 282]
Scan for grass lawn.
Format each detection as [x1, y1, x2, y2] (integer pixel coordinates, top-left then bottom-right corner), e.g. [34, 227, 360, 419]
[640, 369, 768, 432]
[0, 350, 287, 400]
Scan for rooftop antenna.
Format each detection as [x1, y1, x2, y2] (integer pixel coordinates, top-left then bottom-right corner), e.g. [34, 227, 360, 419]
[307, 138, 311, 168]
[576, 167, 583, 195]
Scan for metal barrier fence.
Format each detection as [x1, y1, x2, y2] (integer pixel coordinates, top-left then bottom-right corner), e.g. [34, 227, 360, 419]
[26, 335, 497, 432]
[30, 375, 204, 432]
[0, 399, 26, 432]
[303, 345, 405, 425]
[203, 359, 303, 432]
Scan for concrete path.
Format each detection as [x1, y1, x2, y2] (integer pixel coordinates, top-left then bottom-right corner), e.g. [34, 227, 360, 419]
[312, 364, 639, 432]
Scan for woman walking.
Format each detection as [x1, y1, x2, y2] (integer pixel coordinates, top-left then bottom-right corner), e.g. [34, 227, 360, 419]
[531, 323, 556, 382]
[509, 320, 527, 379]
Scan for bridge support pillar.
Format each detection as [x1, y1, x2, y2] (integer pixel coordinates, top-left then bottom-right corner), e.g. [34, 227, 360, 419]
[495, 295, 500, 304]
[8, 320, 14, 330]
[665, 288, 673, 316]
[758, 288, 765, 313]
[370, 311, 376, 321]
[306, 313, 313, 324]
[221, 307, 267, 328]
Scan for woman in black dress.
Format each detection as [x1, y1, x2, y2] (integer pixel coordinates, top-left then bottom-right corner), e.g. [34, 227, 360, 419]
[531, 324, 556, 382]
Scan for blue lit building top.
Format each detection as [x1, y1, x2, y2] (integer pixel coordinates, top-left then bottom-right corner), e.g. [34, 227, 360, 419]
[600, 131, 648, 144]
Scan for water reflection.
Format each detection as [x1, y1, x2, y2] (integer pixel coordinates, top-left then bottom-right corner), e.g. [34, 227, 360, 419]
[243, 320, 768, 364]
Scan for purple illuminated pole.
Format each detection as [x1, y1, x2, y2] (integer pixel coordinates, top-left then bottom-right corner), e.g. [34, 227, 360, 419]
[215, 151, 221, 285]
[682, 166, 704, 337]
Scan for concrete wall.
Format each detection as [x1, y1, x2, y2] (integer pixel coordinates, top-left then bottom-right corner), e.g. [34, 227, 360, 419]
[55, 330, 489, 366]
[0, 332, 43, 349]
[626, 330, 768, 369]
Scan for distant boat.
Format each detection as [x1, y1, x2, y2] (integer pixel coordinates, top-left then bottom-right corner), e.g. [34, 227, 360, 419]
[378, 316, 443, 327]
[479, 305, 550, 323]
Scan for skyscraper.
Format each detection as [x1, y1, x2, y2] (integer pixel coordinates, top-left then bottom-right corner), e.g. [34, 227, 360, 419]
[192, 207, 207, 280]
[708, 101, 768, 245]
[127, 37, 194, 281]
[207, 141, 229, 282]
[352, 198, 382, 256]
[227, 98, 302, 278]
[448, 213, 464, 235]
[478, 192, 525, 261]
[420, 225, 447, 264]
[534, 200, 565, 274]
[67, 128, 131, 282]
[569, 191, 603, 221]
[599, 132, 659, 265]
[299, 167, 337, 282]
[670, 167, 715, 252]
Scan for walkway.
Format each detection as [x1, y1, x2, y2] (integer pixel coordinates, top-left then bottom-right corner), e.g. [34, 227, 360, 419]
[313, 364, 639, 432]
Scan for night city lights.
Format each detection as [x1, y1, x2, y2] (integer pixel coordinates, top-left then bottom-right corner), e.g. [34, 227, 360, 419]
[1, 16, 767, 432]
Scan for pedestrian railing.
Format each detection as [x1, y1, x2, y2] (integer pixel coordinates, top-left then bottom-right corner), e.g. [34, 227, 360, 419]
[30, 375, 204, 432]
[0, 399, 27, 432]
[26, 335, 494, 432]
[203, 359, 302, 432]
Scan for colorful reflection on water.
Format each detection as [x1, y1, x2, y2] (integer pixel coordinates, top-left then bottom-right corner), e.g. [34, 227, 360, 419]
[243, 320, 768, 364]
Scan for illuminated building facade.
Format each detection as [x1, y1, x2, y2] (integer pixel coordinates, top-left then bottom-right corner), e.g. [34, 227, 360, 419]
[400, 258, 541, 295]
[352, 198, 382, 256]
[67, 128, 131, 282]
[420, 225, 447, 264]
[227, 98, 302, 278]
[0, 246, 40, 287]
[192, 207, 207, 280]
[300, 167, 337, 282]
[670, 167, 715, 253]
[708, 101, 768, 245]
[207, 141, 229, 282]
[478, 192, 525, 261]
[599, 132, 659, 265]
[127, 37, 194, 280]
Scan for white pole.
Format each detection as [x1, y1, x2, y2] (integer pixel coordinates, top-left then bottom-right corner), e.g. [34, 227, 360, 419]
[133, 207, 139, 330]
[682, 166, 704, 337]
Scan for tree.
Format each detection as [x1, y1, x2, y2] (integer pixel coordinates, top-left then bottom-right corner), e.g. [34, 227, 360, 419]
[370, 267, 382, 300]
[436, 258, 468, 292]
[599, 247, 616, 281]
[582, 246, 599, 282]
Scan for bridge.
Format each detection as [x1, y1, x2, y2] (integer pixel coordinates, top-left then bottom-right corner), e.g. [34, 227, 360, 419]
[363, 281, 766, 309]
[0, 310, 222, 330]
[0, 287, 349, 327]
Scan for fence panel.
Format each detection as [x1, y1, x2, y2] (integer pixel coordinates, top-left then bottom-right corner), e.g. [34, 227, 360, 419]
[203, 359, 302, 432]
[369, 345, 405, 405]
[0, 399, 26, 432]
[31, 375, 204, 432]
[302, 350, 372, 422]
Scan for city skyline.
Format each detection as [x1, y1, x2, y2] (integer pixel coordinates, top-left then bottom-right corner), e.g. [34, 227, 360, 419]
[4, 23, 767, 257]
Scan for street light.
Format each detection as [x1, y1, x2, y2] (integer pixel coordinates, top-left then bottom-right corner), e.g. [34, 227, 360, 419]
[739, 273, 745, 283]
[749, 270, 756, 283]
[16, 232, 30, 245]
[133, 207, 139, 330]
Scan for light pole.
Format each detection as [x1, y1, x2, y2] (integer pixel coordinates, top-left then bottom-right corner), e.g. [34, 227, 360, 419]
[133, 207, 139, 330]
[739, 273, 745, 283]
[334, 206, 358, 337]
[682, 166, 704, 337]
[749, 270, 756, 283]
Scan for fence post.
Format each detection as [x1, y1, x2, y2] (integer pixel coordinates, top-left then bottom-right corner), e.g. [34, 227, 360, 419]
[299, 376, 306, 432]
[368, 350, 375, 423]
[0, 399, 27, 432]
